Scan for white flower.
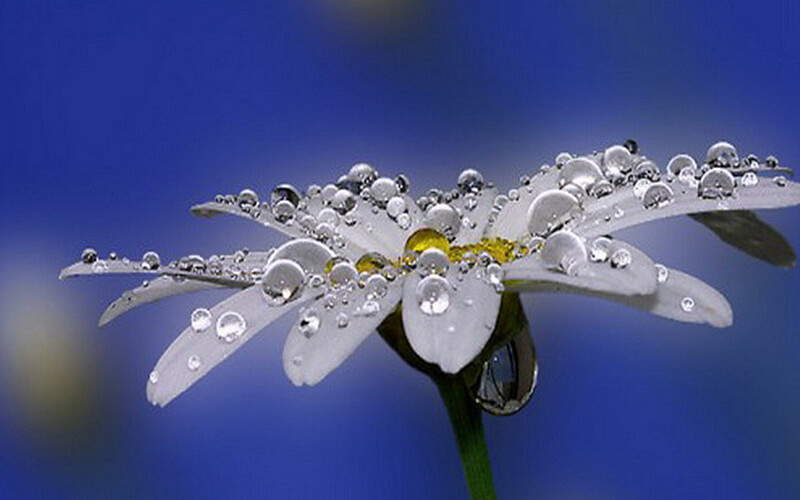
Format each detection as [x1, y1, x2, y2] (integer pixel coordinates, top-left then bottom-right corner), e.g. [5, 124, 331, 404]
[61, 141, 800, 407]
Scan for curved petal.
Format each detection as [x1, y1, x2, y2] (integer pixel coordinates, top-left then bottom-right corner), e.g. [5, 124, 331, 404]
[147, 285, 319, 407]
[282, 278, 404, 386]
[690, 211, 796, 268]
[576, 178, 800, 239]
[616, 267, 733, 327]
[503, 238, 657, 296]
[99, 276, 228, 326]
[402, 267, 502, 374]
[191, 199, 307, 240]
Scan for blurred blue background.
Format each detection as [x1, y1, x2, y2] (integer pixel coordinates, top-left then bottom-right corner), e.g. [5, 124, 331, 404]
[2, 1, 800, 498]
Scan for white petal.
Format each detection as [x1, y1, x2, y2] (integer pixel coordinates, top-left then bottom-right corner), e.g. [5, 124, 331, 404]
[452, 187, 498, 245]
[282, 278, 403, 386]
[487, 167, 561, 240]
[616, 267, 733, 327]
[402, 267, 502, 374]
[575, 178, 800, 239]
[503, 238, 657, 296]
[99, 276, 227, 326]
[191, 200, 307, 239]
[147, 285, 317, 407]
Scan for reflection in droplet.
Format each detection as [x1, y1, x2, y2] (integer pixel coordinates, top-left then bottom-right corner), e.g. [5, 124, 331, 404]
[681, 296, 695, 312]
[261, 259, 306, 306]
[527, 190, 581, 236]
[187, 355, 202, 372]
[298, 309, 321, 338]
[81, 247, 98, 264]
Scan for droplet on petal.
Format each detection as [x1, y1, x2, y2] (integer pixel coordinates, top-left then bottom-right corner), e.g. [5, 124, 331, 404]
[641, 182, 674, 209]
[706, 141, 738, 168]
[187, 355, 202, 371]
[405, 228, 450, 253]
[610, 248, 632, 269]
[681, 296, 696, 312]
[559, 157, 604, 190]
[425, 203, 461, 238]
[190, 308, 212, 333]
[216, 311, 247, 343]
[457, 169, 485, 193]
[298, 309, 321, 338]
[417, 248, 450, 275]
[527, 190, 581, 236]
[270, 184, 301, 207]
[667, 154, 697, 176]
[328, 260, 358, 288]
[81, 248, 98, 264]
[698, 168, 735, 199]
[540, 231, 587, 275]
[370, 177, 398, 205]
[416, 274, 452, 316]
[261, 259, 306, 306]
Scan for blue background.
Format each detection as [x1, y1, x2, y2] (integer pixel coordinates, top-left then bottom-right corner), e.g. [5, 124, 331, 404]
[2, 1, 800, 498]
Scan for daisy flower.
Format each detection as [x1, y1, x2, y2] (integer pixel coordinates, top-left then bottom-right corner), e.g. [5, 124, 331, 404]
[61, 140, 799, 498]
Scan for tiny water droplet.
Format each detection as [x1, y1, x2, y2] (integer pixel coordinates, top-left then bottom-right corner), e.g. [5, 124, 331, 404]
[216, 311, 247, 343]
[681, 296, 695, 312]
[191, 308, 212, 333]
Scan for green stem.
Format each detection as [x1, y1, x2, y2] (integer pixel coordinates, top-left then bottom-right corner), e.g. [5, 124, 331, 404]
[436, 375, 497, 500]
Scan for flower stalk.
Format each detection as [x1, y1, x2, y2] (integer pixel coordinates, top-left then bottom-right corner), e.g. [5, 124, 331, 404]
[436, 374, 497, 500]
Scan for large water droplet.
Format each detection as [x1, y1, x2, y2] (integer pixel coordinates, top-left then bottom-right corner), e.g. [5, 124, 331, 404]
[238, 189, 259, 209]
[457, 169, 485, 193]
[328, 260, 358, 288]
[425, 203, 461, 238]
[706, 141, 738, 167]
[604, 145, 633, 173]
[268, 239, 335, 275]
[698, 168, 735, 199]
[272, 199, 296, 223]
[540, 231, 587, 275]
[642, 182, 674, 209]
[261, 259, 306, 306]
[667, 154, 697, 176]
[386, 196, 407, 219]
[370, 177, 398, 204]
[349, 163, 378, 185]
[191, 308, 212, 333]
[216, 311, 247, 343]
[365, 274, 389, 299]
[416, 274, 452, 316]
[559, 157, 604, 190]
[527, 190, 581, 236]
[610, 248, 632, 269]
[417, 248, 450, 275]
[473, 325, 537, 415]
[331, 189, 357, 215]
[142, 251, 161, 270]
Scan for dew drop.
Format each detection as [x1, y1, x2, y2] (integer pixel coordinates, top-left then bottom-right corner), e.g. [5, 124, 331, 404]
[331, 189, 357, 215]
[187, 355, 202, 372]
[360, 300, 380, 317]
[667, 154, 697, 176]
[706, 141, 738, 168]
[298, 309, 321, 338]
[604, 145, 633, 173]
[698, 168, 736, 199]
[681, 296, 695, 312]
[559, 157, 604, 190]
[328, 260, 359, 288]
[270, 184, 301, 207]
[349, 163, 378, 185]
[740, 172, 759, 187]
[272, 199, 297, 223]
[417, 248, 450, 276]
[386, 196, 408, 219]
[610, 248, 632, 269]
[149, 371, 159, 384]
[425, 203, 461, 238]
[261, 259, 306, 306]
[336, 312, 350, 328]
[81, 247, 98, 264]
[655, 264, 669, 283]
[238, 188, 259, 208]
[190, 308, 212, 333]
[370, 177, 398, 204]
[775, 176, 787, 187]
[216, 311, 247, 343]
[540, 231, 587, 275]
[416, 275, 452, 316]
[588, 237, 612, 263]
[457, 169, 485, 193]
[642, 182, 674, 209]
[527, 190, 581, 236]
[142, 251, 161, 270]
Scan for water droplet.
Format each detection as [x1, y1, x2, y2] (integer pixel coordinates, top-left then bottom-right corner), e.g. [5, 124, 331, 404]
[272, 199, 296, 223]
[425, 203, 461, 238]
[395, 174, 410, 193]
[92, 260, 109, 273]
[349, 163, 378, 185]
[365, 274, 389, 299]
[336, 312, 350, 328]
[179, 255, 206, 273]
[139, 250, 161, 271]
[187, 355, 202, 371]
[404, 228, 450, 253]
[396, 213, 412, 229]
[559, 157, 604, 190]
[417, 248, 450, 275]
[386, 196, 407, 219]
[416, 275, 452, 316]
[457, 169, 485, 193]
[355, 252, 390, 274]
[775, 176, 787, 187]
[463, 193, 479, 211]
[678, 165, 698, 186]
[216, 311, 247, 343]
[555, 152, 573, 166]
[681, 296, 695, 312]
[527, 190, 581, 236]
[604, 145, 633, 173]
[706, 141, 738, 167]
[81, 247, 98, 264]
[298, 309, 321, 338]
[261, 259, 306, 305]
[149, 371, 159, 384]
[655, 264, 669, 283]
[268, 239, 335, 275]
[331, 189, 357, 215]
[360, 300, 380, 317]
[486, 263, 504, 291]
[191, 308, 212, 333]
[588, 237, 612, 263]
[370, 177, 398, 204]
[698, 168, 735, 199]
[292, 355, 303, 366]
[741, 172, 759, 187]
[667, 154, 697, 176]
[270, 184, 301, 207]
[541, 231, 587, 275]
[588, 179, 614, 198]
[610, 248, 632, 269]
[633, 160, 660, 181]
[633, 178, 652, 198]
[328, 260, 358, 288]
[642, 182, 674, 209]
[238, 188, 259, 209]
